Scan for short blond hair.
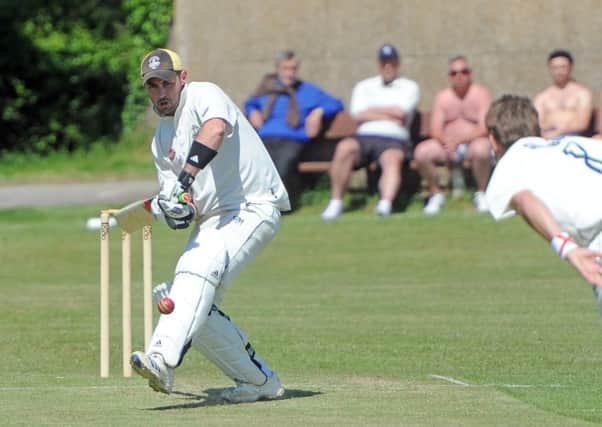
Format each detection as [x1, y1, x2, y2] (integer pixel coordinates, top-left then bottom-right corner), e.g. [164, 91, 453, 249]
[486, 95, 540, 151]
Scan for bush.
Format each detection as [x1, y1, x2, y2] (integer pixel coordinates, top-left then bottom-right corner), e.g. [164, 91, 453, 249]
[0, 0, 172, 156]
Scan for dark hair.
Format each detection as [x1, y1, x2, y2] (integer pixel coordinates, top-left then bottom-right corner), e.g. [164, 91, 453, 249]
[548, 49, 573, 64]
[486, 95, 540, 151]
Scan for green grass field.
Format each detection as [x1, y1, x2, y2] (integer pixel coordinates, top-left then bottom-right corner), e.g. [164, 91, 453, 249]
[1, 204, 601, 426]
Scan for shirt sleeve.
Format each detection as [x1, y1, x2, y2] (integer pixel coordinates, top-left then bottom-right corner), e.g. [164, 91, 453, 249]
[349, 82, 365, 116]
[244, 95, 262, 116]
[485, 150, 526, 220]
[314, 86, 344, 117]
[401, 81, 420, 113]
[151, 137, 178, 191]
[192, 83, 238, 133]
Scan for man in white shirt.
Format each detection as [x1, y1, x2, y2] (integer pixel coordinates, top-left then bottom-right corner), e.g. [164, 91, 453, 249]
[321, 44, 420, 220]
[485, 95, 602, 302]
[129, 48, 290, 403]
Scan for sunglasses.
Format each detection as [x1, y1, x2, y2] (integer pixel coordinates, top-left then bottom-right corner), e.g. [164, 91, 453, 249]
[449, 68, 471, 76]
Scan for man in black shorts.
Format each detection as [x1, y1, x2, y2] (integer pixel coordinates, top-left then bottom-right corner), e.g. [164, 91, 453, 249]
[321, 44, 420, 220]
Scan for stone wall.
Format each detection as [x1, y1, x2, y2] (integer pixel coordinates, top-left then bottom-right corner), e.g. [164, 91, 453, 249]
[169, 0, 602, 111]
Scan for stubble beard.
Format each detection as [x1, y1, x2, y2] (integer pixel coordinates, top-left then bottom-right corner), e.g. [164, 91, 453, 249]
[154, 98, 177, 117]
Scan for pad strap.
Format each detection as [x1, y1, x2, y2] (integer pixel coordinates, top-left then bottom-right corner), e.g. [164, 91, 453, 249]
[551, 232, 578, 259]
[187, 141, 218, 169]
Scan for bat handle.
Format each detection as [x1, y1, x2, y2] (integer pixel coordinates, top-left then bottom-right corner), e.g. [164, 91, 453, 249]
[178, 192, 192, 204]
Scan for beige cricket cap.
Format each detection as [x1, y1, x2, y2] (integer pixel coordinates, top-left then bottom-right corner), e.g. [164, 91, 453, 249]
[140, 48, 183, 84]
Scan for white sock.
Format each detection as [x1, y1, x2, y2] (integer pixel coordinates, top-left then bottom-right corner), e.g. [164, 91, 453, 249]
[375, 199, 392, 216]
[321, 199, 343, 221]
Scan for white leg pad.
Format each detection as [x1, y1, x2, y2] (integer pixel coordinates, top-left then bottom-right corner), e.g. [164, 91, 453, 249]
[147, 232, 226, 367]
[192, 306, 273, 386]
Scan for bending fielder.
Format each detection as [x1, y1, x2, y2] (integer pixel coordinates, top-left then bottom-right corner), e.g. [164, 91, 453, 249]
[130, 48, 290, 403]
[484, 95, 602, 311]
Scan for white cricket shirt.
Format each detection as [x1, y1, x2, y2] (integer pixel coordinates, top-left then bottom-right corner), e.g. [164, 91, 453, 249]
[485, 136, 602, 246]
[151, 82, 291, 216]
[350, 75, 420, 141]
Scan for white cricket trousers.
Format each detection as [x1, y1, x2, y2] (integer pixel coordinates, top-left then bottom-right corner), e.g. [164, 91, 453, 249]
[147, 203, 281, 367]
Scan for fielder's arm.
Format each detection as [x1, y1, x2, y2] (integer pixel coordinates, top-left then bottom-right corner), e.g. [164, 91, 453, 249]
[511, 190, 602, 287]
[510, 190, 560, 240]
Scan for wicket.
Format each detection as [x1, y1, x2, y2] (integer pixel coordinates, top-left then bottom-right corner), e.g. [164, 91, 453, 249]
[99, 209, 153, 378]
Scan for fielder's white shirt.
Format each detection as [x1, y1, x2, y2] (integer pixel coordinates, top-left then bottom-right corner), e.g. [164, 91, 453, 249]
[151, 82, 291, 216]
[485, 136, 602, 246]
[350, 75, 420, 141]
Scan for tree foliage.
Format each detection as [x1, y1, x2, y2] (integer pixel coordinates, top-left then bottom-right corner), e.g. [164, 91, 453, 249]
[0, 0, 172, 155]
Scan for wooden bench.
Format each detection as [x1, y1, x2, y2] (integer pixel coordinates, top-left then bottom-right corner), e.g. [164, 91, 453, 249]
[292, 106, 599, 208]
[298, 105, 600, 174]
[291, 111, 430, 207]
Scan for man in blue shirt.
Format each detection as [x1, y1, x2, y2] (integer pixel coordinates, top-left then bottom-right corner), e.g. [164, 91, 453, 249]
[245, 50, 343, 197]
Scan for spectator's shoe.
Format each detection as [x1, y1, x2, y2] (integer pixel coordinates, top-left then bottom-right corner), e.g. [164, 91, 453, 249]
[473, 191, 489, 213]
[423, 193, 446, 216]
[321, 199, 343, 221]
[130, 351, 174, 394]
[221, 372, 285, 403]
[374, 199, 392, 217]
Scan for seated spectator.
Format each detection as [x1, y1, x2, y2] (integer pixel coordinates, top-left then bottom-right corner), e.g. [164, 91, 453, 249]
[533, 49, 593, 139]
[413, 55, 492, 215]
[321, 44, 420, 220]
[244, 50, 343, 198]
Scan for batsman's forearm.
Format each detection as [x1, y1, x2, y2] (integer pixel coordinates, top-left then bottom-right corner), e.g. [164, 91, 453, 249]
[182, 118, 226, 178]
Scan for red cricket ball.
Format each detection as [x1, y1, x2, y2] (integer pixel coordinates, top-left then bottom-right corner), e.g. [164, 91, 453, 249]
[157, 297, 175, 314]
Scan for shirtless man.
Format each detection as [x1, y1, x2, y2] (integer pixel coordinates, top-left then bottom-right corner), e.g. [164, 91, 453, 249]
[533, 50, 593, 139]
[413, 56, 492, 215]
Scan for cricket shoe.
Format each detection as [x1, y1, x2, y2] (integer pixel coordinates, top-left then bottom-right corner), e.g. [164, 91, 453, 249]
[130, 351, 174, 394]
[423, 192, 445, 216]
[221, 372, 285, 403]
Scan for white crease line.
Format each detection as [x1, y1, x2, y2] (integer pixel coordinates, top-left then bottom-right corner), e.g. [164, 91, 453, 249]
[430, 374, 470, 386]
[484, 383, 562, 388]
[430, 374, 562, 388]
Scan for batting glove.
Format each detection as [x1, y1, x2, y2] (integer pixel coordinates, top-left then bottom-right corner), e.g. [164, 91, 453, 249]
[157, 196, 196, 230]
[154, 177, 197, 230]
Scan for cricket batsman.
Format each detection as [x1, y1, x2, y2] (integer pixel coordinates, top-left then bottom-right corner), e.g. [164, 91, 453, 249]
[129, 48, 290, 403]
[484, 95, 602, 310]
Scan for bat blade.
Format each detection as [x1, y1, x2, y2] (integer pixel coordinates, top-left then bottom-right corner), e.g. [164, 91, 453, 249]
[113, 199, 153, 233]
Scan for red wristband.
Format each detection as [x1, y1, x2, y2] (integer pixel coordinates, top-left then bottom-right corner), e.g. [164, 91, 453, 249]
[550, 232, 578, 259]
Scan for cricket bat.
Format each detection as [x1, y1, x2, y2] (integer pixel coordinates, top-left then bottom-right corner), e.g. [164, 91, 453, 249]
[112, 199, 154, 233]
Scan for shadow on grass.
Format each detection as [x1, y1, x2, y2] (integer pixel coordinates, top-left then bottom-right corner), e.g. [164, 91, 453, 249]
[147, 388, 321, 410]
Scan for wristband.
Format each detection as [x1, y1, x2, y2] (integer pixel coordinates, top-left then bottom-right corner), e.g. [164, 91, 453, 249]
[186, 141, 218, 169]
[177, 170, 195, 191]
[550, 232, 578, 259]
